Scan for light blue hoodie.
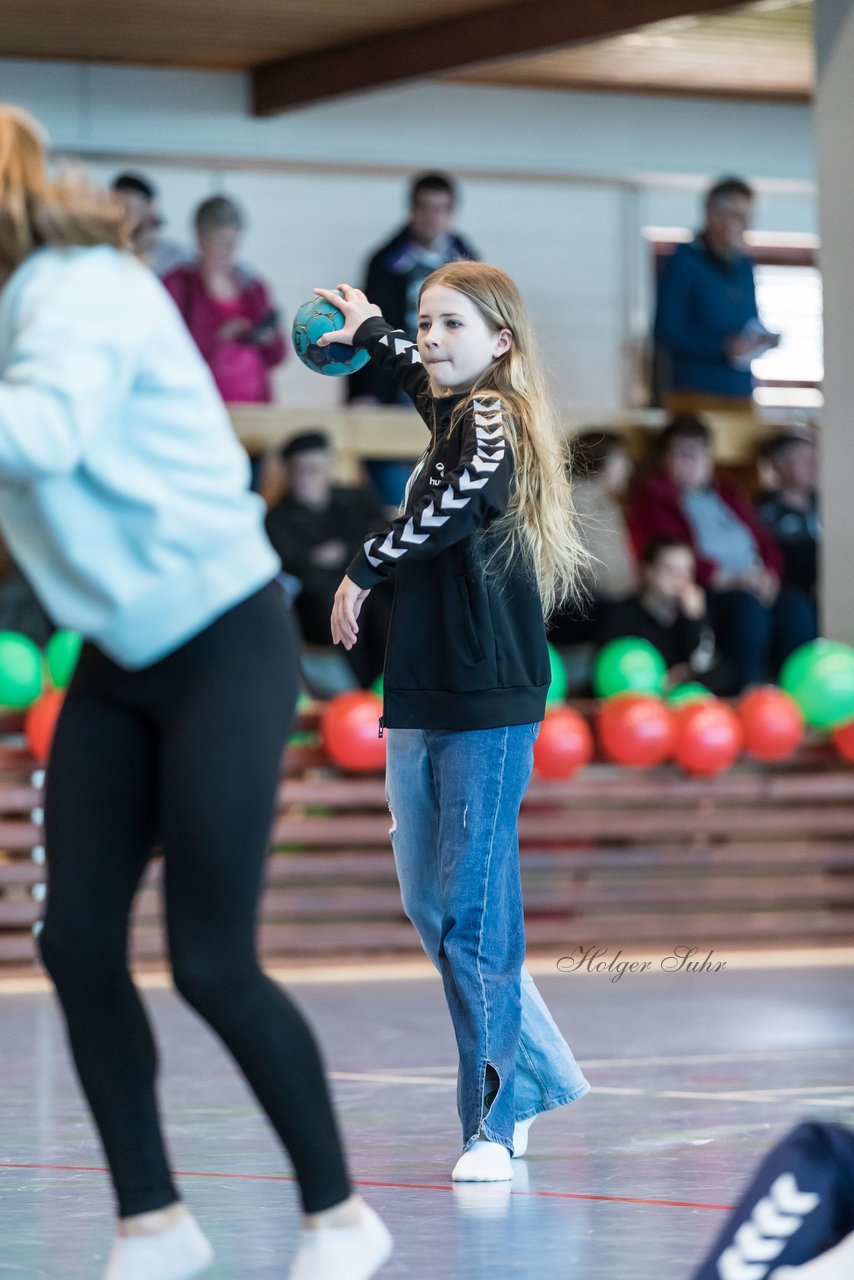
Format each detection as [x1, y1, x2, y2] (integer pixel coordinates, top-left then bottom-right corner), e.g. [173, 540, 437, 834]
[0, 245, 280, 667]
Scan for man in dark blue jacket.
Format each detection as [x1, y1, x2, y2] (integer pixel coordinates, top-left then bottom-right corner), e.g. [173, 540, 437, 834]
[348, 172, 477, 409]
[347, 172, 478, 507]
[654, 176, 777, 408]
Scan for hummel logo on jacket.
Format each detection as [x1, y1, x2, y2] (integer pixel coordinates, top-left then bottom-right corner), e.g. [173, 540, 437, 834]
[346, 317, 550, 732]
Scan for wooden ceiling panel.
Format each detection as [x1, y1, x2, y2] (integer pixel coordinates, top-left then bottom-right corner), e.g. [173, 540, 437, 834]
[0, 0, 813, 106]
[0, 0, 522, 70]
[449, 0, 814, 101]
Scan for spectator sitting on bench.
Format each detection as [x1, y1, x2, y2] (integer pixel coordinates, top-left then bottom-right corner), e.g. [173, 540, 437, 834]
[628, 415, 816, 692]
[549, 430, 638, 653]
[264, 432, 391, 696]
[756, 431, 820, 610]
[598, 538, 729, 695]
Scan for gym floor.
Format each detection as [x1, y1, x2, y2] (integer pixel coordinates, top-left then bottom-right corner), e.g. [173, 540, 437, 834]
[3, 951, 853, 1279]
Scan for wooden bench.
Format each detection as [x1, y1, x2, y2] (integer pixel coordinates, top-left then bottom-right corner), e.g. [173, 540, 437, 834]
[2, 705, 853, 972]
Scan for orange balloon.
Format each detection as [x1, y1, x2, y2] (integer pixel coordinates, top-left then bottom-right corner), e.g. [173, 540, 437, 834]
[675, 700, 743, 776]
[25, 689, 65, 764]
[832, 719, 854, 764]
[533, 709, 593, 780]
[321, 691, 386, 773]
[739, 686, 804, 761]
[599, 694, 676, 768]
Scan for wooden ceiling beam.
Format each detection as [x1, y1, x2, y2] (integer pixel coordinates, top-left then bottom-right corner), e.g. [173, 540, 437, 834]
[252, 0, 749, 116]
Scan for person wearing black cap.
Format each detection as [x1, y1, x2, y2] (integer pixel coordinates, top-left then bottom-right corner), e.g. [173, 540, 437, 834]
[111, 172, 186, 277]
[265, 432, 391, 690]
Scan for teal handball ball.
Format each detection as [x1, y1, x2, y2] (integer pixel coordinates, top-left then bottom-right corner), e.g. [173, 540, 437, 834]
[292, 291, 372, 377]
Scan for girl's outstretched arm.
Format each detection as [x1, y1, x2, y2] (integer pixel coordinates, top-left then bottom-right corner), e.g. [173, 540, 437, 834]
[314, 285, 431, 422]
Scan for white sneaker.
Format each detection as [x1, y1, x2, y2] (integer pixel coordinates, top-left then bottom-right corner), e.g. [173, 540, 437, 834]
[512, 1116, 536, 1158]
[287, 1203, 393, 1280]
[104, 1213, 213, 1280]
[452, 1139, 513, 1182]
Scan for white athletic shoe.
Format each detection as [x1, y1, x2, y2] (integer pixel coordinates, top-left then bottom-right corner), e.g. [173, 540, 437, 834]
[452, 1139, 513, 1182]
[287, 1203, 393, 1280]
[103, 1213, 214, 1280]
[512, 1116, 536, 1158]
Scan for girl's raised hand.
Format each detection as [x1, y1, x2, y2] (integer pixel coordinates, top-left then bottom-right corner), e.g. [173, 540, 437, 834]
[314, 284, 382, 347]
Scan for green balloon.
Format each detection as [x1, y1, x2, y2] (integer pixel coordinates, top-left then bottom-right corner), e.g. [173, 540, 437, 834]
[0, 632, 43, 709]
[547, 643, 568, 704]
[665, 682, 713, 708]
[370, 675, 384, 698]
[780, 639, 854, 729]
[593, 637, 667, 699]
[45, 629, 82, 689]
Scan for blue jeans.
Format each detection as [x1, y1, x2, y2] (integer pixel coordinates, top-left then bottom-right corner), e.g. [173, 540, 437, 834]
[386, 725, 590, 1153]
[710, 586, 818, 692]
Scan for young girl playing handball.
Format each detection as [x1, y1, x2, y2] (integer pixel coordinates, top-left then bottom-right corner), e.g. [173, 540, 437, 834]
[315, 264, 590, 1182]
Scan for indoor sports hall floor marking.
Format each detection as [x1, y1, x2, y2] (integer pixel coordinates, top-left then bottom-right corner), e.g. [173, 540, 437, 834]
[0, 1162, 735, 1213]
[323, 1070, 854, 1111]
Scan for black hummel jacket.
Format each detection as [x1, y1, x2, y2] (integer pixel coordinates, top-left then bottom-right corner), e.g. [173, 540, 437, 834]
[346, 317, 549, 732]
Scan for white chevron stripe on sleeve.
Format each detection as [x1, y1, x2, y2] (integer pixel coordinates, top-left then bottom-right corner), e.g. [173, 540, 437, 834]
[399, 517, 430, 546]
[378, 531, 407, 559]
[440, 487, 471, 511]
[470, 455, 501, 473]
[476, 426, 505, 441]
[459, 470, 489, 491]
[365, 540, 384, 568]
[418, 501, 451, 528]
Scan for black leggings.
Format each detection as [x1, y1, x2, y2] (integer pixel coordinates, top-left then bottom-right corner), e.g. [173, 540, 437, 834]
[39, 583, 351, 1218]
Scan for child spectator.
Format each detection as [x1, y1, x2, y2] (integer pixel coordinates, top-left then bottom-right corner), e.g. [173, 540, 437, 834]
[265, 432, 391, 692]
[598, 538, 729, 694]
[756, 432, 820, 601]
[628, 415, 815, 690]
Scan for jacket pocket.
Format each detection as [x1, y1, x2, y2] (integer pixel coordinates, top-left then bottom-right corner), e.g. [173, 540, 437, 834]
[457, 570, 485, 664]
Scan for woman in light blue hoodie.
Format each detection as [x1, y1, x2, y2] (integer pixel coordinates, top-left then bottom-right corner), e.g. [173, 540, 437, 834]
[0, 107, 390, 1280]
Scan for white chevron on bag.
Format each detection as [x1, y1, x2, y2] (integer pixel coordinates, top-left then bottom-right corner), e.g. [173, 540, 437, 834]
[717, 1174, 821, 1280]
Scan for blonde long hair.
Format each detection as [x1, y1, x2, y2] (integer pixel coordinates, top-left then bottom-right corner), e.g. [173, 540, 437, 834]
[420, 261, 587, 620]
[0, 105, 129, 286]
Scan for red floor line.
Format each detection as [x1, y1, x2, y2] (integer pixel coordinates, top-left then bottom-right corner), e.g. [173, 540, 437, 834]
[0, 1163, 734, 1212]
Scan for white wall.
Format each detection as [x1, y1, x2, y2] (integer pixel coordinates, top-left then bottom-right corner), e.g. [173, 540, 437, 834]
[0, 60, 817, 413]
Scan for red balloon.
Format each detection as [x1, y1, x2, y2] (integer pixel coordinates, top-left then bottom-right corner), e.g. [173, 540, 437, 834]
[533, 709, 593, 780]
[675, 700, 743, 776]
[25, 689, 65, 764]
[321, 691, 386, 773]
[599, 694, 677, 768]
[832, 719, 854, 764]
[739, 686, 804, 761]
